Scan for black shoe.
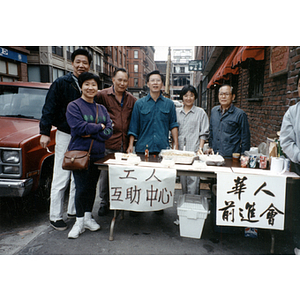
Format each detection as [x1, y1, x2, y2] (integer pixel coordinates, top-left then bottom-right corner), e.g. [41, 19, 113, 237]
[50, 220, 67, 231]
[154, 210, 164, 215]
[98, 205, 109, 216]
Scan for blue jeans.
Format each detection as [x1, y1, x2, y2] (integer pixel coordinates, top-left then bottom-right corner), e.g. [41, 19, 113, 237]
[73, 158, 101, 217]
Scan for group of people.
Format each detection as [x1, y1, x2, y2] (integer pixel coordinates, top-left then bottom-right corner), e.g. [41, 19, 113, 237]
[39, 48, 252, 239]
[39, 48, 300, 252]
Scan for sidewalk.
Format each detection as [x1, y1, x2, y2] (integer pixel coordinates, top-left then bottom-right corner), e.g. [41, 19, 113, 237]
[15, 184, 293, 255]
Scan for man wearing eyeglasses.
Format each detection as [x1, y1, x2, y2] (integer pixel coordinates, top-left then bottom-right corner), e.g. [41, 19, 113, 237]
[207, 84, 250, 158]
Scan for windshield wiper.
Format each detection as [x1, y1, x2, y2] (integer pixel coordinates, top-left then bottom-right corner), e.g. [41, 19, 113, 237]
[3, 114, 35, 119]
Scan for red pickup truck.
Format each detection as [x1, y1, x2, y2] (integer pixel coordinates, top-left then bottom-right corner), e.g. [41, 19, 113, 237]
[0, 81, 56, 211]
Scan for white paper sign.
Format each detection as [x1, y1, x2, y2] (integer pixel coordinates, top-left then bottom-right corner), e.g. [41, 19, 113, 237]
[216, 171, 286, 230]
[109, 165, 176, 211]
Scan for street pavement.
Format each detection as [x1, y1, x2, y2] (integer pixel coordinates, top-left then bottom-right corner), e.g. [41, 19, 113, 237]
[0, 186, 294, 255]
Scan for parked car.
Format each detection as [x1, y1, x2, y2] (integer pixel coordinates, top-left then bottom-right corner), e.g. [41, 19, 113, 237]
[0, 81, 55, 211]
[172, 100, 183, 108]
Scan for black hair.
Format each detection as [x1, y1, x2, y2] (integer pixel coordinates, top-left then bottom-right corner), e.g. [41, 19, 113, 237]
[113, 68, 129, 78]
[71, 48, 93, 65]
[146, 70, 165, 84]
[297, 70, 300, 85]
[179, 84, 198, 100]
[78, 72, 101, 89]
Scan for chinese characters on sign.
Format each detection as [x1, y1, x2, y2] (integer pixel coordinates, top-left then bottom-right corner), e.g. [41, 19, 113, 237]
[109, 165, 176, 212]
[216, 172, 286, 230]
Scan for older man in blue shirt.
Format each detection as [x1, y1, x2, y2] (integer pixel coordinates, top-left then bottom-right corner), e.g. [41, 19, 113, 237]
[207, 85, 250, 158]
[127, 70, 179, 154]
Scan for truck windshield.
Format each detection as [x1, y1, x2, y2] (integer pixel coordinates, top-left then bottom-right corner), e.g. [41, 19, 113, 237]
[0, 86, 48, 120]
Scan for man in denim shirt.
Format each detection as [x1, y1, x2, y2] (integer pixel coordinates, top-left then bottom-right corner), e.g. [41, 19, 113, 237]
[127, 70, 179, 154]
[207, 85, 250, 158]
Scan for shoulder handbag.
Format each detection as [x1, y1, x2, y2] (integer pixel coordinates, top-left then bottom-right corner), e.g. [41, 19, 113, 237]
[62, 105, 99, 171]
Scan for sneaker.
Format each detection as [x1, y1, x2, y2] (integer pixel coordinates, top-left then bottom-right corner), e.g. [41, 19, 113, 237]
[294, 248, 300, 255]
[68, 219, 85, 239]
[84, 218, 101, 231]
[98, 205, 109, 216]
[50, 220, 67, 231]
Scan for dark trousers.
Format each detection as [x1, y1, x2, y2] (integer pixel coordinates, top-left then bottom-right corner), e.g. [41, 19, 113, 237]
[286, 162, 300, 248]
[72, 158, 101, 218]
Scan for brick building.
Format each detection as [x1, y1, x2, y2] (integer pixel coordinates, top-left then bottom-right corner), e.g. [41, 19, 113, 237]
[102, 46, 127, 88]
[195, 46, 299, 147]
[126, 46, 156, 98]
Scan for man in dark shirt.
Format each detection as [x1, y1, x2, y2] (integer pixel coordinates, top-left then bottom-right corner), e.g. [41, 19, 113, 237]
[39, 48, 92, 230]
[96, 68, 136, 216]
[207, 84, 250, 158]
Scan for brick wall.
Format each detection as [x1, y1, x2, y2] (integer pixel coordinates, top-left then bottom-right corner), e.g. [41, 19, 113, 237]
[236, 47, 300, 147]
[205, 46, 300, 149]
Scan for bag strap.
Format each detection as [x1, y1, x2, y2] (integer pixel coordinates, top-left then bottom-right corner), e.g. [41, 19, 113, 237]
[87, 105, 99, 154]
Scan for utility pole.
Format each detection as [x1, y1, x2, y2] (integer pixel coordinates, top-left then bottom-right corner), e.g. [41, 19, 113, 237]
[165, 46, 171, 98]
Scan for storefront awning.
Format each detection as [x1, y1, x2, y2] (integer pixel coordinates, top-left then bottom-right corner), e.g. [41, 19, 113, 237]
[207, 47, 240, 89]
[231, 46, 265, 68]
[207, 46, 265, 89]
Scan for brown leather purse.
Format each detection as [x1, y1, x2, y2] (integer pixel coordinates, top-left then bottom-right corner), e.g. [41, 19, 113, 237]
[62, 105, 98, 171]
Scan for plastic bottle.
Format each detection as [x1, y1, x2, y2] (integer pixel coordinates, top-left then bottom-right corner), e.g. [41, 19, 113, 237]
[145, 144, 149, 159]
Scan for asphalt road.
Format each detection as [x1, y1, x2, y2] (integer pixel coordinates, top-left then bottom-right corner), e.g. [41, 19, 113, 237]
[0, 186, 294, 255]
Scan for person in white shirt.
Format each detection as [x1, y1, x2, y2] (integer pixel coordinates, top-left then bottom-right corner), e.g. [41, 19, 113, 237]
[176, 84, 209, 194]
[280, 70, 300, 255]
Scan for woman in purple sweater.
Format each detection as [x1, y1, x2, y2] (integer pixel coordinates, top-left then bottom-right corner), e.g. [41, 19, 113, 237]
[66, 72, 113, 239]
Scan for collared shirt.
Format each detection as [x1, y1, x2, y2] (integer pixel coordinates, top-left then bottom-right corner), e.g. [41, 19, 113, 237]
[176, 105, 209, 152]
[128, 93, 179, 153]
[96, 86, 136, 151]
[209, 104, 250, 158]
[72, 74, 81, 92]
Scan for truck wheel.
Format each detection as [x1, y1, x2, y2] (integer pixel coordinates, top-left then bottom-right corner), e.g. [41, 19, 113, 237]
[34, 168, 53, 212]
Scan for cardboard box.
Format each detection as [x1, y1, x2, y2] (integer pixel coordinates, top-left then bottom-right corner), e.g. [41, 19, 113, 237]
[177, 195, 210, 239]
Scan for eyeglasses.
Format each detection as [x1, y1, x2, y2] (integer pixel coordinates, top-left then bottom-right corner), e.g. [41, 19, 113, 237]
[219, 92, 231, 97]
[149, 79, 162, 83]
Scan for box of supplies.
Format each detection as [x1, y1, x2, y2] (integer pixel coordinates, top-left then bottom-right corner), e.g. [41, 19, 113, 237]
[177, 195, 210, 239]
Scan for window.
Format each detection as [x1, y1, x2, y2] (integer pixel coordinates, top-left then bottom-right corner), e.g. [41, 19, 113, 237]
[52, 46, 63, 57]
[0, 60, 6, 73]
[134, 50, 138, 59]
[248, 60, 264, 100]
[96, 53, 101, 72]
[53, 67, 64, 81]
[114, 47, 118, 62]
[119, 51, 122, 65]
[28, 65, 41, 82]
[66, 46, 75, 60]
[134, 64, 138, 73]
[8, 62, 18, 76]
[180, 67, 185, 73]
[134, 78, 138, 87]
[0, 59, 19, 81]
